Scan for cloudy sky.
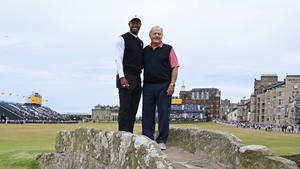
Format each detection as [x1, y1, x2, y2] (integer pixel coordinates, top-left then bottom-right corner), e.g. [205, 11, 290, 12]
[0, 0, 299, 114]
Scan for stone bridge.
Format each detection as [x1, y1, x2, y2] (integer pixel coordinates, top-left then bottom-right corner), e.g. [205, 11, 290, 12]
[36, 127, 299, 169]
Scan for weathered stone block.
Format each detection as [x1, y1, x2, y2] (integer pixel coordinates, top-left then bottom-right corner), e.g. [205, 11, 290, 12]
[168, 127, 242, 168]
[167, 127, 299, 169]
[37, 128, 173, 169]
[239, 145, 298, 169]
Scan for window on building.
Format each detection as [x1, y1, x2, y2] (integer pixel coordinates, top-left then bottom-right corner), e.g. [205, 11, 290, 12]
[278, 99, 283, 105]
[206, 92, 210, 100]
[282, 107, 285, 114]
[277, 108, 281, 114]
[292, 91, 300, 98]
[277, 91, 282, 96]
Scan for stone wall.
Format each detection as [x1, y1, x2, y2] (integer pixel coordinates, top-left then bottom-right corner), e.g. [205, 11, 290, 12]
[36, 128, 173, 169]
[168, 127, 299, 169]
[37, 127, 298, 169]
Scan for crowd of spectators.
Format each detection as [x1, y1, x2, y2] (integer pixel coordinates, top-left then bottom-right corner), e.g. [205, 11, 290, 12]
[214, 119, 300, 134]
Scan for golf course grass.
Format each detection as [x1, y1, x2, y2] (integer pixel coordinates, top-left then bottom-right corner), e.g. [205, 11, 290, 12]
[0, 122, 299, 169]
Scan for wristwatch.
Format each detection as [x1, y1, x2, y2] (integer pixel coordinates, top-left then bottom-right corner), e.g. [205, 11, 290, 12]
[170, 82, 175, 87]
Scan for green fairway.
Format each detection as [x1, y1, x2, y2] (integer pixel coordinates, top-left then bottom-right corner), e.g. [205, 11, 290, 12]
[0, 122, 299, 169]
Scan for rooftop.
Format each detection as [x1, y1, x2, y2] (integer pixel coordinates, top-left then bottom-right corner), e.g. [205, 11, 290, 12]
[287, 75, 300, 78]
[264, 81, 285, 91]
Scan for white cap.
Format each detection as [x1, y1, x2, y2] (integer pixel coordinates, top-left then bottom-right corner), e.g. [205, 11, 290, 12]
[129, 15, 141, 22]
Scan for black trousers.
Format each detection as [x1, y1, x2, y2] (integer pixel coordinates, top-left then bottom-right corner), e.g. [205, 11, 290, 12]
[117, 74, 142, 133]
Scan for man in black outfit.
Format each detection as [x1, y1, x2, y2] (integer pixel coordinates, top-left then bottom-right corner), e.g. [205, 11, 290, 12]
[115, 16, 143, 133]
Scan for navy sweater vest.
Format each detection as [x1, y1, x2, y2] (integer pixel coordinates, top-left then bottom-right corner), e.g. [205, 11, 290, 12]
[121, 32, 143, 76]
[143, 44, 172, 83]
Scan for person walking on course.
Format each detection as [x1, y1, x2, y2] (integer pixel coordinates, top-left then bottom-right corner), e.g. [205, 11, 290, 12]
[142, 25, 180, 150]
[115, 16, 143, 133]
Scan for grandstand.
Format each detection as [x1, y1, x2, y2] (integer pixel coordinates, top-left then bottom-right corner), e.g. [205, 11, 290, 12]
[170, 98, 209, 122]
[0, 93, 83, 123]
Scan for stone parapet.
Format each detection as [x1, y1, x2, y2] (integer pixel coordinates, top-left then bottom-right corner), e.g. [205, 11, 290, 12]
[168, 127, 299, 169]
[37, 127, 299, 169]
[37, 128, 173, 169]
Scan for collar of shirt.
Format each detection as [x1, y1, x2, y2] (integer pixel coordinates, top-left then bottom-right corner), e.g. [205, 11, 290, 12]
[129, 32, 139, 38]
[150, 42, 163, 49]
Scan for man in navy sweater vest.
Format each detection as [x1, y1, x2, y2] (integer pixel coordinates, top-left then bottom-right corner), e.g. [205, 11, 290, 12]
[142, 26, 179, 150]
[115, 16, 143, 133]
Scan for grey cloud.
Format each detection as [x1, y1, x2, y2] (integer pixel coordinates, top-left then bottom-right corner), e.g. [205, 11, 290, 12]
[1, 0, 299, 112]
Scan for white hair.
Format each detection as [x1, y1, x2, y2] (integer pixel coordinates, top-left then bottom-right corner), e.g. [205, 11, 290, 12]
[149, 25, 163, 34]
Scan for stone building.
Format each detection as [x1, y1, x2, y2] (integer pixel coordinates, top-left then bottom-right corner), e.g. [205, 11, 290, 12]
[236, 98, 250, 122]
[226, 98, 250, 122]
[250, 74, 300, 125]
[219, 99, 237, 120]
[179, 88, 221, 118]
[227, 108, 238, 122]
[91, 105, 119, 122]
[295, 95, 300, 123]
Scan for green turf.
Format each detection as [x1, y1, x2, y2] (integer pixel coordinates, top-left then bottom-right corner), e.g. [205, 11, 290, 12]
[0, 122, 299, 169]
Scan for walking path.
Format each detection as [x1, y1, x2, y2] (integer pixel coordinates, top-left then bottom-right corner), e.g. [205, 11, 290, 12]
[164, 147, 224, 169]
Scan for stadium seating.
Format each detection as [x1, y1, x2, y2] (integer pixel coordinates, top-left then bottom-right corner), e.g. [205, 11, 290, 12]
[0, 101, 77, 122]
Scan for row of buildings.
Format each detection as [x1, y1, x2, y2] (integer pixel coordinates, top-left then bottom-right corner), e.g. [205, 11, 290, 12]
[91, 86, 221, 122]
[91, 74, 300, 125]
[250, 74, 300, 125]
[223, 74, 300, 125]
[223, 98, 250, 122]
